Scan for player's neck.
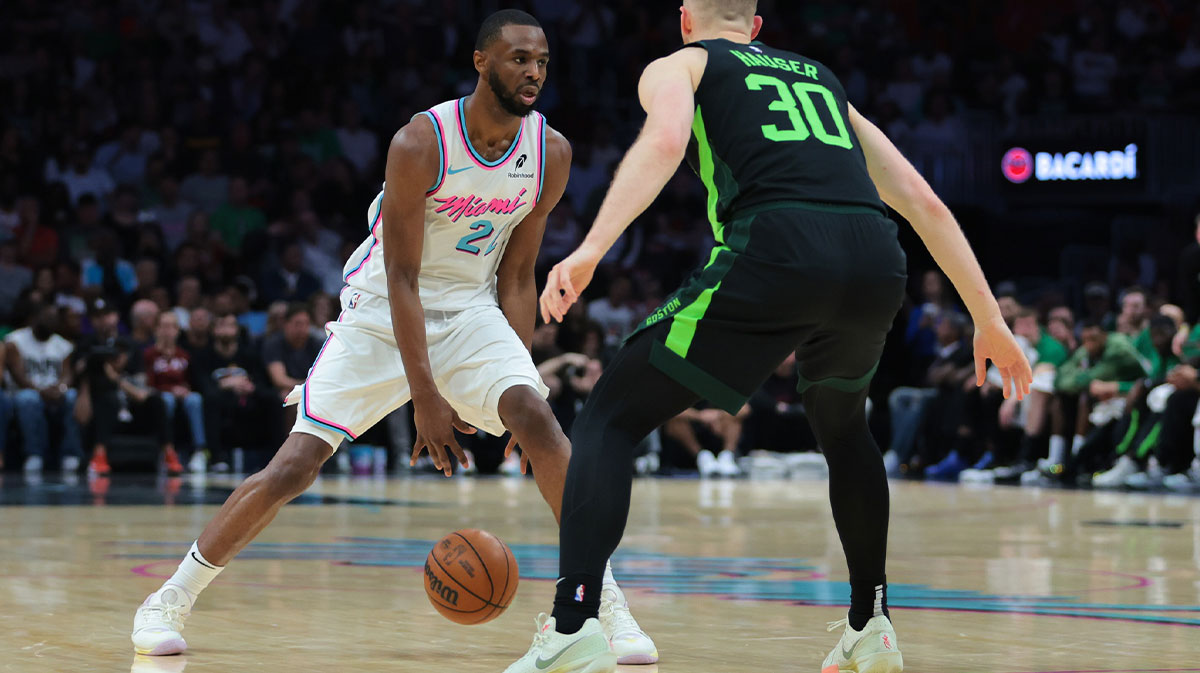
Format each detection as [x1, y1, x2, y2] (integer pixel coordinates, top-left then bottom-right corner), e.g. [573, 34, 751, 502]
[462, 91, 522, 148]
[687, 27, 753, 44]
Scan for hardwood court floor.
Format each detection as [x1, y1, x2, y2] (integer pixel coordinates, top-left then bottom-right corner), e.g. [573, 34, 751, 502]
[0, 474, 1197, 672]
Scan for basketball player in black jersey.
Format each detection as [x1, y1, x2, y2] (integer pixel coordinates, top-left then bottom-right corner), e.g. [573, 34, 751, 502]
[504, 2, 1033, 672]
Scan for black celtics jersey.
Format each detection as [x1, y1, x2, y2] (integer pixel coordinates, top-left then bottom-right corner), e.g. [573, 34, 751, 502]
[683, 39, 885, 234]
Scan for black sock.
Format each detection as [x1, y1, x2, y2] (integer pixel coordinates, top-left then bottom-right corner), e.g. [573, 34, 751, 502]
[551, 573, 602, 634]
[848, 580, 889, 631]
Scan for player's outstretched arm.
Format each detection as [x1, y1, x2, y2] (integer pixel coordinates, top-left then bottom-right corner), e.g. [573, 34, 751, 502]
[497, 128, 571, 350]
[848, 104, 1032, 399]
[382, 118, 476, 475]
[540, 49, 704, 323]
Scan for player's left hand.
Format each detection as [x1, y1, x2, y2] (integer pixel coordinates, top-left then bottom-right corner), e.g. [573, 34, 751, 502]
[503, 434, 530, 474]
[540, 246, 601, 323]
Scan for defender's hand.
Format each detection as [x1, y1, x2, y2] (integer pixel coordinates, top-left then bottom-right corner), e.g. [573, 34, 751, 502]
[540, 247, 601, 323]
[411, 394, 475, 477]
[973, 318, 1033, 400]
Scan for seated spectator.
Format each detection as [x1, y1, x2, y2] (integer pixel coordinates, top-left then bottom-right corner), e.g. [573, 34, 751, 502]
[59, 142, 116, 208]
[128, 299, 160, 356]
[663, 405, 742, 477]
[171, 276, 203, 331]
[73, 299, 179, 476]
[741, 353, 814, 455]
[0, 240, 33, 323]
[1082, 282, 1115, 332]
[1043, 320, 1149, 484]
[262, 303, 322, 400]
[180, 149, 229, 215]
[587, 275, 637, 346]
[194, 312, 285, 471]
[210, 176, 265, 254]
[184, 307, 212, 353]
[903, 270, 960, 381]
[148, 176, 194, 252]
[260, 241, 320, 305]
[143, 311, 207, 472]
[5, 303, 81, 474]
[15, 195, 60, 269]
[81, 229, 138, 306]
[1115, 286, 1150, 337]
[912, 314, 975, 475]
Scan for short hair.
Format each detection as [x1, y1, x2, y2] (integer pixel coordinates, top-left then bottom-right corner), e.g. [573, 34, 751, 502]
[285, 302, 310, 321]
[476, 9, 542, 51]
[1080, 318, 1106, 332]
[688, 0, 758, 23]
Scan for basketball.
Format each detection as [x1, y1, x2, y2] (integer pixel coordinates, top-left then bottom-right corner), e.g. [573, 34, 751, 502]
[424, 529, 520, 625]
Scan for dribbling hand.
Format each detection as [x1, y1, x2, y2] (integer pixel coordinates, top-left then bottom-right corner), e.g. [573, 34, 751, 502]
[411, 394, 476, 477]
[973, 318, 1034, 400]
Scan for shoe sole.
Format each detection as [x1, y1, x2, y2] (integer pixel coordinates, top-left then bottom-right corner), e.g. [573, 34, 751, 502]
[824, 651, 903, 673]
[554, 652, 617, 673]
[616, 651, 659, 665]
[133, 637, 187, 656]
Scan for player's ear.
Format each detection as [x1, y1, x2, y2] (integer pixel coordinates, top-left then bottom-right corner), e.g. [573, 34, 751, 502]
[473, 49, 486, 75]
[750, 15, 763, 40]
[679, 5, 692, 41]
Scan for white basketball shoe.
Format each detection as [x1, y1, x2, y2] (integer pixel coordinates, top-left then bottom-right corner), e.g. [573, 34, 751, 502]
[504, 613, 616, 673]
[598, 581, 658, 664]
[822, 615, 903, 673]
[132, 584, 193, 655]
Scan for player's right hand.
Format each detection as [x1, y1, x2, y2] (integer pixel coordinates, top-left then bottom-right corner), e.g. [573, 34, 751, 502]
[539, 247, 601, 323]
[973, 318, 1033, 401]
[411, 394, 476, 477]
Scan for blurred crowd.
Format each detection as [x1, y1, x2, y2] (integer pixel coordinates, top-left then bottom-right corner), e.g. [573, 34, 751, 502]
[0, 1, 1199, 490]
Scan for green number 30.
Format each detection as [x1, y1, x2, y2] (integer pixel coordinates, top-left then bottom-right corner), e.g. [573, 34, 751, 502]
[745, 74, 853, 149]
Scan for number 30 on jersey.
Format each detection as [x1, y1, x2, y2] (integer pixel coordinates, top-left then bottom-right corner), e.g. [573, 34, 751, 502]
[745, 74, 853, 149]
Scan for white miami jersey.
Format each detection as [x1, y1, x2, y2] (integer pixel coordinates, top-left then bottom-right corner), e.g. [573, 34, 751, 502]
[342, 98, 547, 311]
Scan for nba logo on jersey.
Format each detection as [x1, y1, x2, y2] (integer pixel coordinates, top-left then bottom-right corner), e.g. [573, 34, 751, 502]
[574, 584, 585, 602]
[750, 45, 763, 53]
[348, 292, 361, 309]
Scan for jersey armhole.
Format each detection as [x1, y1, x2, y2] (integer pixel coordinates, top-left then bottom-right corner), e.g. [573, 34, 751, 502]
[413, 110, 448, 195]
[534, 113, 547, 208]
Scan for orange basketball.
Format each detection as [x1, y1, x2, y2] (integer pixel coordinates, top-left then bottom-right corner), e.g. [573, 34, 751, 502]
[424, 529, 520, 625]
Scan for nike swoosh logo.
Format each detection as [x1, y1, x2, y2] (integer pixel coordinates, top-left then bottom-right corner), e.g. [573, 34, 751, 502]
[841, 638, 861, 661]
[448, 166, 473, 175]
[191, 551, 217, 570]
[535, 637, 587, 670]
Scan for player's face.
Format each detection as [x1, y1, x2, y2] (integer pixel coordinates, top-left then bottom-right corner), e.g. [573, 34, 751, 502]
[483, 25, 549, 117]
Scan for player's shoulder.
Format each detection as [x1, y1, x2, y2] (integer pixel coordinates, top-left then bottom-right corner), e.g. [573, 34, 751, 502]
[542, 122, 571, 165]
[641, 47, 707, 91]
[390, 114, 440, 153]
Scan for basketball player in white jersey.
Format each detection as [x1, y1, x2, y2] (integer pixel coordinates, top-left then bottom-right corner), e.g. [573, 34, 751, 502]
[129, 10, 657, 665]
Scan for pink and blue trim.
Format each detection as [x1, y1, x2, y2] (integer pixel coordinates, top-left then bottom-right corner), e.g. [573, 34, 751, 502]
[534, 112, 546, 206]
[299, 307, 358, 441]
[417, 110, 448, 195]
[343, 192, 384, 282]
[456, 97, 524, 170]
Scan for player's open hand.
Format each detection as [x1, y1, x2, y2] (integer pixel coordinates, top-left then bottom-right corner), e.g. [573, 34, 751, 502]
[411, 393, 475, 477]
[539, 247, 600, 323]
[973, 318, 1033, 400]
[503, 434, 530, 475]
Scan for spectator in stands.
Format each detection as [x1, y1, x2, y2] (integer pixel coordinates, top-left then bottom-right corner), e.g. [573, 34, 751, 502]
[335, 101, 378, 178]
[6, 303, 81, 474]
[148, 176, 194, 252]
[193, 312, 281, 472]
[1115, 286, 1150, 336]
[911, 314, 974, 474]
[904, 270, 960, 381]
[262, 303, 322, 400]
[741, 353, 812, 455]
[58, 142, 115, 209]
[128, 299, 160, 356]
[74, 299, 178, 476]
[1177, 212, 1200, 324]
[180, 149, 229, 215]
[172, 276, 203, 331]
[587, 275, 637, 346]
[81, 229, 137, 305]
[1083, 282, 1115, 331]
[210, 177, 265, 254]
[0, 240, 33, 323]
[184, 307, 212, 354]
[143, 311, 206, 473]
[260, 241, 320, 305]
[15, 195, 59, 269]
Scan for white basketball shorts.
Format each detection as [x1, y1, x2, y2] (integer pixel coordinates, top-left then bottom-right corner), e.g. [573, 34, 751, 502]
[284, 288, 549, 450]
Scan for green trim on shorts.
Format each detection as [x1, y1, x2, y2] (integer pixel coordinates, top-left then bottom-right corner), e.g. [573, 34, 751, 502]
[1135, 420, 1162, 460]
[650, 340, 747, 415]
[796, 362, 881, 394]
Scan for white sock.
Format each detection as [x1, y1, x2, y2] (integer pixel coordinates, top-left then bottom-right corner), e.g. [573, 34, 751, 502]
[1048, 436, 1066, 465]
[602, 560, 616, 585]
[1071, 434, 1085, 456]
[164, 541, 224, 597]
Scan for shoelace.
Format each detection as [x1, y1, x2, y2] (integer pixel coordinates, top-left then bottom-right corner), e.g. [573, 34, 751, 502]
[527, 614, 552, 655]
[599, 597, 641, 638]
[826, 618, 849, 633]
[142, 600, 189, 630]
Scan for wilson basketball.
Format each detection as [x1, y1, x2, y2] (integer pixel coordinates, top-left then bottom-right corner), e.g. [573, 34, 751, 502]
[424, 529, 519, 625]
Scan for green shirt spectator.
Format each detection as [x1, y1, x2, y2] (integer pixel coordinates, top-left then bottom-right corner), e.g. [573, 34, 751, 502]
[1056, 328, 1147, 395]
[209, 177, 265, 253]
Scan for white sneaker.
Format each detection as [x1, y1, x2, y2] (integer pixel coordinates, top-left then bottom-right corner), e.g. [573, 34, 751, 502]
[503, 613, 616, 673]
[500, 452, 523, 476]
[335, 452, 351, 473]
[187, 451, 207, 474]
[132, 585, 192, 655]
[958, 469, 995, 484]
[716, 450, 741, 477]
[697, 450, 719, 477]
[822, 615, 903, 673]
[1125, 458, 1163, 490]
[634, 452, 659, 476]
[1163, 472, 1198, 492]
[24, 455, 43, 474]
[1093, 455, 1138, 489]
[61, 456, 80, 473]
[130, 654, 189, 673]
[599, 582, 658, 664]
[882, 451, 901, 477]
